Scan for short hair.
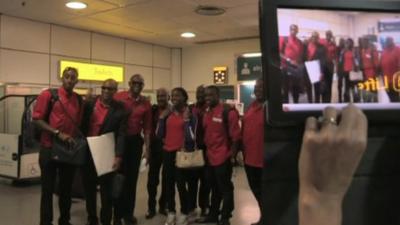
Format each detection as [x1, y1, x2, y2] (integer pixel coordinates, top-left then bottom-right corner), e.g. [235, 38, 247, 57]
[171, 87, 188, 103]
[196, 85, 205, 91]
[156, 87, 169, 95]
[62, 67, 78, 77]
[103, 78, 118, 88]
[206, 85, 220, 97]
[130, 74, 144, 82]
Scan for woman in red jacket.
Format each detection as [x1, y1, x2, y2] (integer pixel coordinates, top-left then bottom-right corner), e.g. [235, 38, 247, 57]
[157, 87, 197, 225]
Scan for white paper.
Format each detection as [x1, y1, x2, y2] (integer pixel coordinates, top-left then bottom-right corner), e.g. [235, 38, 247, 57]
[305, 60, 321, 84]
[377, 76, 391, 103]
[87, 132, 115, 176]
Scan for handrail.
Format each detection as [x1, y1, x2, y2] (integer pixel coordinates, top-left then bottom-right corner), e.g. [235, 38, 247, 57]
[0, 95, 38, 102]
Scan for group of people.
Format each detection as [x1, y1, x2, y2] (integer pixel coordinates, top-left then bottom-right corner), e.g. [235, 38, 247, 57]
[280, 24, 400, 103]
[32, 67, 265, 225]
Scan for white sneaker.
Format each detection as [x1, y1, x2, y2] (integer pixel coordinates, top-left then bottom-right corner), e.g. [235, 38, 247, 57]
[188, 210, 197, 223]
[176, 214, 188, 225]
[165, 213, 176, 225]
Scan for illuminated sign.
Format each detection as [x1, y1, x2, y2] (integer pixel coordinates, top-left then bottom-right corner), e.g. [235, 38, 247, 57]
[59, 60, 124, 82]
[213, 66, 228, 84]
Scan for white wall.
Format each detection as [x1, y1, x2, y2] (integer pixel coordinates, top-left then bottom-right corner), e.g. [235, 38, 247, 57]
[182, 38, 260, 101]
[0, 15, 178, 92]
[354, 12, 400, 40]
[278, 9, 351, 40]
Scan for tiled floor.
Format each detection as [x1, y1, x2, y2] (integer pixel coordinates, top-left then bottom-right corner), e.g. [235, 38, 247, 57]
[0, 166, 260, 225]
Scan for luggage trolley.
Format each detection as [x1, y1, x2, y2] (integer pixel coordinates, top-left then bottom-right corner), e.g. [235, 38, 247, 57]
[0, 94, 41, 181]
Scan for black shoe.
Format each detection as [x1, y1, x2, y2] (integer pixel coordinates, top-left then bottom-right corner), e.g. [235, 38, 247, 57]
[195, 216, 219, 223]
[219, 219, 231, 225]
[159, 207, 167, 216]
[113, 219, 122, 225]
[85, 222, 98, 225]
[123, 216, 137, 225]
[200, 208, 209, 217]
[145, 211, 156, 219]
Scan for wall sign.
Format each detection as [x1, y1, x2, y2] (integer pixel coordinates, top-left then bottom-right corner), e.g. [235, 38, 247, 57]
[60, 60, 124, 82]
[213, 66, 228, 84]
[237, 55, 262, 81]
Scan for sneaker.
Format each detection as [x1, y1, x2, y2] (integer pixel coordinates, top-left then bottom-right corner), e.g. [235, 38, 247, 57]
[165, 213, 176, 225]
[176, 214, 188, 225]
[200, 208, 209, 217]
[187, 211, 197, 223]
[159, 207, 168, 216]
[195, 216, 219, 224]
[145, 210, 156, 219]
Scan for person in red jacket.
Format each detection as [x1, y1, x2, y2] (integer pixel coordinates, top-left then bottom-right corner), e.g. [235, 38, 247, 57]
[190, 85, 211, 219]
[198, 85, 241, 225]
[242, 79, 265, 225]
[33, 67, 83, 225]
[338, 38, 360, 102]
[113, 74, 152, 225]
[157, 87, 197, 225]
[380, 36, 400, 102]
[281, 24, 305, 103]
[359, 37, 379, 102]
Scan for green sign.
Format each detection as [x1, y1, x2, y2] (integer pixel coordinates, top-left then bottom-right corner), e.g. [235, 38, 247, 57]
[237, 56, 262, 81]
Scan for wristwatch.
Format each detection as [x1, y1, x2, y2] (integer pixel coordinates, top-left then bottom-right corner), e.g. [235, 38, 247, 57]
[53, 129, 60, 136]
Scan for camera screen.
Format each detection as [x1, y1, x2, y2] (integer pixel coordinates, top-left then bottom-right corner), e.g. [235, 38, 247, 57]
[277, 8, 400, 112]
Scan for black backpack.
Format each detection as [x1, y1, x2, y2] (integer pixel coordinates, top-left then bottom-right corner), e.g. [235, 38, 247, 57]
[23, 89, 82, 150]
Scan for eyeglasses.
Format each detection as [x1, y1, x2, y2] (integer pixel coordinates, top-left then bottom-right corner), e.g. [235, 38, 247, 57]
[131, 81, 144, 86]
[101, 86, 117, 91]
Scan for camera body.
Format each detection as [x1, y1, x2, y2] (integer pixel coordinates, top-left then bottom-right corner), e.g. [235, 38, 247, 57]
[260, 1, 400, 224]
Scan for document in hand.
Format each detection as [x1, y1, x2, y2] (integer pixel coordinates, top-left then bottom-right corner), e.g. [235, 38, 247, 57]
[87, 132, 115, 176]
[305, 60, 321, 84]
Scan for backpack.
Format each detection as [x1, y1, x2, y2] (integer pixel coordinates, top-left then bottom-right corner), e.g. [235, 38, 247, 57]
[23, 89, 82, 150]
[222, 103, 237, 143]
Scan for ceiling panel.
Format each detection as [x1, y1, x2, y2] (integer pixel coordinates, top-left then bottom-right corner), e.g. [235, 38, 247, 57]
[188, 0, 257, 8]
[0, 0, 260, 47]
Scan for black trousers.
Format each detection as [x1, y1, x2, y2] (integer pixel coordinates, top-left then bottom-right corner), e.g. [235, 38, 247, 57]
[387, 87, 400, 102]
[39, 147, 76, 225]
[208, 160, 234, 221]
[147, 138, 167, 212]
[245, 165, 262, 220]
[163, 151, 191, 215]
[115, 135, 143, 221]
[339, 72, 358, 103]
[82, 154, 114, 225]
[192, 148, 210, 211]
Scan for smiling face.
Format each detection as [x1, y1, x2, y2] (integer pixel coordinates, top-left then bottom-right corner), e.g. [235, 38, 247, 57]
[100, 79, 118, 103]
[129, 74, 144, 96]
[205, 86, 219, 108]
[171, 88, 188, 110]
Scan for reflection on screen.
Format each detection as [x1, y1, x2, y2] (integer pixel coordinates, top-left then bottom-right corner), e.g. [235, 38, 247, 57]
[277, 8, 400, 111]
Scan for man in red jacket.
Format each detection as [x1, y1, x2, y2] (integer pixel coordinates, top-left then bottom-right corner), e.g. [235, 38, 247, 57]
[33, 67, 83, 225]
[381, 37, 400, 102]
[199, 85, 241, 225]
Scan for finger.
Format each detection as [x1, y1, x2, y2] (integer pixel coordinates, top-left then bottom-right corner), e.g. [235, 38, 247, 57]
[320, 107, 338, 134]
[338, 104, 358, 133]
[304, 116, 318, 134]
[351, 106, 368, 149]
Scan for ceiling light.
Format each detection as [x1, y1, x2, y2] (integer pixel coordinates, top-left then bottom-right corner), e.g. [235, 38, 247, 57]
[242, 52, 262, 58]
[181, 32, 196, 38]
[242, 81, 256, 86]
[66, 1, 87, 9]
